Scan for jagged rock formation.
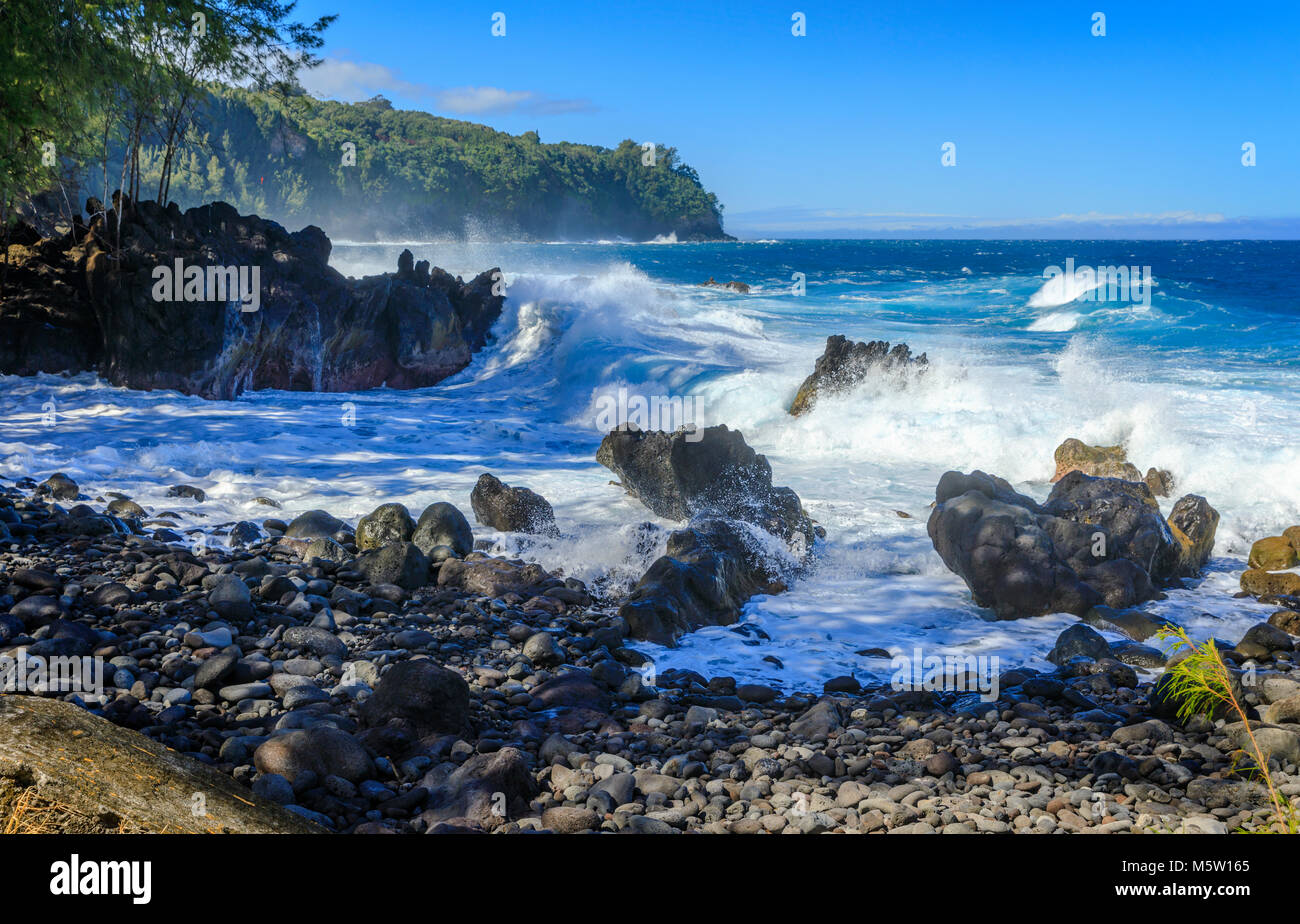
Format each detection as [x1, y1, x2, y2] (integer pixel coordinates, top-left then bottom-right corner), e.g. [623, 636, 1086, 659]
[789, 335, 927, 416]
[0, 196, 504, 398]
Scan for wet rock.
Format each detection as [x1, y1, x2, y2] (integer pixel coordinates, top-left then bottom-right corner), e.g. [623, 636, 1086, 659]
[788, 335, 927, 416]
[618, 518, 778, 645]
[1051, 438, 1141, 483]
[1, 201, 504, 397]
[36, 473, 79, 500]
[1269, 609, 1300, 636]
[1144, 468, 1175, 498]
[1242, 570, 1300, 597]
[105, 498, 146, 518]
[1082, 605, 1175, 642]
[596, 424, 813, 547]
[412, 502, 474, 557]
[1249, 536, 1299, 571]
[1166, 495, 1219, 576]
[285, 510, 344, 539]
[1048, 624, 1110, 665]
[470, 473, 558, 536]
[167, 484, 206, 502]
[928, 469, 1215, 619]
[927, 470, 1099, 619]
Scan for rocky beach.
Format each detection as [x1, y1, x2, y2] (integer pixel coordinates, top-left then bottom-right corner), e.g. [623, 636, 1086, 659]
[3, 411, 1300, 834]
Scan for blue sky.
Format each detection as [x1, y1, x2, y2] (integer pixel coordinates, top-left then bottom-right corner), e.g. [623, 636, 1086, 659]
[291, 0, 1300, 237]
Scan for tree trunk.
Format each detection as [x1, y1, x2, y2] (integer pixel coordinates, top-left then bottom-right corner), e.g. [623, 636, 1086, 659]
[0, 696, 324, 834]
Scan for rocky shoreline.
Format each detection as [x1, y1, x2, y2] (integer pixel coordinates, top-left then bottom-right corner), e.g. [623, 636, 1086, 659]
[4, 458, 1300, 834]
[0, 197, 504, 398]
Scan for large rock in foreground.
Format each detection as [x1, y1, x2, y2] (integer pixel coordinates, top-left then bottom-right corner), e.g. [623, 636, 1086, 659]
[618, 518, 784, 645]
[0, 695, 321, 833]
[600, 426, 815, 645]
[788, 335, 927, 416]
[0, 198, 504, 398]
[597, 424, 813, 547]
[927, 470, 1218, 619]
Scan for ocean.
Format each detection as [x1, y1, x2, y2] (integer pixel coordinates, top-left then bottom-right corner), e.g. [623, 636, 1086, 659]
[3, 239, 1298, 691]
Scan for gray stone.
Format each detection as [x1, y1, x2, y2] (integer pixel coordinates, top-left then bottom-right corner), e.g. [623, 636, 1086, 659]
[412, 502, 474, 557]
[207, 574, 253, 620]
[285, 510, 345, 539]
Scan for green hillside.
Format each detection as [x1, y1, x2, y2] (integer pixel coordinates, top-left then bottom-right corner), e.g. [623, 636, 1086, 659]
[127, 86, 729, 241]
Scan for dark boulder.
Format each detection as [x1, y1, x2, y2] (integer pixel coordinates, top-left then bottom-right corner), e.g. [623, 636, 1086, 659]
[36, 473, 79, 501]
[420, 747, 537, 831]
[927, 473, 1100, 619]
[0, 199, 505, 398]
[356, 541, 430, 590]
[1166, 494, 1219, 576]
[469, 473, 558, 536]
[284, 509, 344, 539]
[355, 503, 415, 551]
[253, 726, 373, 784]
[1041, 471, 1178, 582]
[412, 502, 474, 557]
[618, 518, 783, 645]
[597, 424, 813, 548]
[928, 469, 1218, 619]
[359, 659, 470, 737]
[1047, 623, 1111, 665]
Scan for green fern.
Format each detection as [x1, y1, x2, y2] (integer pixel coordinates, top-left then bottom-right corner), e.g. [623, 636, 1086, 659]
[1155, 625, 1296, 834]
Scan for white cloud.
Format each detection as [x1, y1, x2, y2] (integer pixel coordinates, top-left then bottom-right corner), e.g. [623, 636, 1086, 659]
[725, 207, 1292, 239]
[298, 58, 430, 102]
[433, 86, 533, 114]
[298, 57, 594, 116]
